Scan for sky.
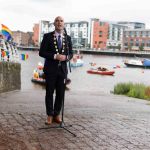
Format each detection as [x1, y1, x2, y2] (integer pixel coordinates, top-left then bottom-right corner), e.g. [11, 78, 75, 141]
[0, 0, 150, 32]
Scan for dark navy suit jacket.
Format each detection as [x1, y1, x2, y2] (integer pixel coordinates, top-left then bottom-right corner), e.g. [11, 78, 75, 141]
[39, 31, 73, 76]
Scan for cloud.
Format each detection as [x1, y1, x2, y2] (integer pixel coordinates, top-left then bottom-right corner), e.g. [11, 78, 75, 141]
[0, 0, 150, 31]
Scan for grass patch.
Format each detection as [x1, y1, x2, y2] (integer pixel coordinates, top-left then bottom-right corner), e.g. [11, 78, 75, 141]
[113, 82, 150, 100]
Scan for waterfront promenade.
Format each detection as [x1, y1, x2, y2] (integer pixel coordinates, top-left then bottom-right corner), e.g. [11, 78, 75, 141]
[0, 89, 150, 150]
[18, 46, 150, 58]
[79, 49, 150, 58]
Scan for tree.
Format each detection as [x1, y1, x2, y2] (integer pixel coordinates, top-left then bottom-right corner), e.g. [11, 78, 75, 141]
[128, 45, 132, 51]
[139, 45, 144, 51]
[118, 44, 121, 51]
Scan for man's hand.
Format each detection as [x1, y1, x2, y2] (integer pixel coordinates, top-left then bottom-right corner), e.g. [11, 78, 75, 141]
[56, 54, 66, 61]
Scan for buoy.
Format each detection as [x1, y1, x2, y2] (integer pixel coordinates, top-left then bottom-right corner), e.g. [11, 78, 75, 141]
[116, 65, 121, 68]
[33, 70, 39, 78]
[37, 62, 43, 70]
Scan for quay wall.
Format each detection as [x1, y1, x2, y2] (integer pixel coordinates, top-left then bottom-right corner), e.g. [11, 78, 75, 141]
[0, 62, 21, 93]
[77, 50, 150, 58]
[18, 47, 150, 58]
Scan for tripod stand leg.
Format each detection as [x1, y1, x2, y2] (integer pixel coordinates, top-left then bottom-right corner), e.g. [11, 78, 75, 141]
[39, 122, 76, 137]
[62, 126, 76, 137]
[60, 121, 76, 137]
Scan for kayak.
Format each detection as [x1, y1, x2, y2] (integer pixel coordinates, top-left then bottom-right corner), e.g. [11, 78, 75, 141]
[87, 69, 115, 75]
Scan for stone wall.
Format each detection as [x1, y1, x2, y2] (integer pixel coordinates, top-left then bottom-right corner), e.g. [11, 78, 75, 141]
[0, 62, 21, 93]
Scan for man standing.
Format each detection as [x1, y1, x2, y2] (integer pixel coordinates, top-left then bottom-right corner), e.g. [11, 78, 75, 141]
[39, 16, 73, 125]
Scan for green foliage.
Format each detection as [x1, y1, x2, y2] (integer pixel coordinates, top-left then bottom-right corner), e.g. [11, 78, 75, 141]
[139, 45, 144, 51]
[118, 44, 121, 50]
[127, 83, 146, 99]
[113, 82, 150, 100]
[128, 45, 132, 51]
[114, 82, 133, 95]
[107, 44, 121, 50]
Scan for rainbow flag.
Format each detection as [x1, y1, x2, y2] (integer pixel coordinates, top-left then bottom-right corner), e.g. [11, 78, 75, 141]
[21, 54, 29, 60]
[1, 24, 12, 41]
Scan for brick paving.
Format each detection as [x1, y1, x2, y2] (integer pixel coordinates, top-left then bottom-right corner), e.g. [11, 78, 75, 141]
[0, 90, 150, 150]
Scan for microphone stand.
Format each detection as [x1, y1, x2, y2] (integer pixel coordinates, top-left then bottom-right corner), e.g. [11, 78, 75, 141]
[64, 28, 72, 74]
[39, 29, 76, 137]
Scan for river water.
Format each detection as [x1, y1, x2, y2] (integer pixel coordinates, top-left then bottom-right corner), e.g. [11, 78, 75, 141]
[20, 50, 150, 94]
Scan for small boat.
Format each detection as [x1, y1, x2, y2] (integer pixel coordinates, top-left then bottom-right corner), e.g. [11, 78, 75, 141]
[124, 59, 150, 68]
[31, 77, 45, 85]
[31, 62, 45, 84]
[31, 62, 71, 87]
[71, 59, 84, 67]
[70, 54, 84, 67]
[87, 68, 115, 75]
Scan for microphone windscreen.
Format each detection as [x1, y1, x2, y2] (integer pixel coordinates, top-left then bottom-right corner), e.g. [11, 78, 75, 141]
[64, 28, 67, 35]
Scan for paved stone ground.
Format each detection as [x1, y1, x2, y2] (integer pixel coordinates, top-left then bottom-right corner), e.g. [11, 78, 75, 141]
[0, 89, 150, 150]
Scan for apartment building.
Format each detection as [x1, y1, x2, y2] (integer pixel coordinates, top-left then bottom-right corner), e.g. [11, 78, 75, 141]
[117, 21, 145, 29]
[36, 20, 148, 51]
[107, 23, 127, 49]
[65, 21, 88, 47]
[32, 24, 39, 46]
[123, 29, 150, 51]
[12, 31, 30, 46]
[39, 20, 51, 44]
[89, 18, 109, 49]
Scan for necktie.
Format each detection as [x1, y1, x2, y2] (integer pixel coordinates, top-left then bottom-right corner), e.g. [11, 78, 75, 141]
[58, 35, 61, 50]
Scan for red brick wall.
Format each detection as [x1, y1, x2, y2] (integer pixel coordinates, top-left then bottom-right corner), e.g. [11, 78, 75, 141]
[92, 21, 109, 49]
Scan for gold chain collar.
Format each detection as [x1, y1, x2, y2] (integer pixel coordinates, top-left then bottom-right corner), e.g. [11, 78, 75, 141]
[53, 33, 66, 54]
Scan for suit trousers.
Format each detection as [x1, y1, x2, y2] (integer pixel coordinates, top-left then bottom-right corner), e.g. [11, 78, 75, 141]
[45, 67, 66, 116]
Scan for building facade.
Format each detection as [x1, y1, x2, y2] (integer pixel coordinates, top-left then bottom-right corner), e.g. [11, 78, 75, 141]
[89, 18, 109, 50]
[65, 21, 88, 48]
[32, 24, 39, 46]
[36, 20, 149, 51]
[39, 20, 51, 44]
[117, 21, 145, 29]
[123, 29, 150, 51]
[12, 31, 30, 46]
[107, 23, 127, 49]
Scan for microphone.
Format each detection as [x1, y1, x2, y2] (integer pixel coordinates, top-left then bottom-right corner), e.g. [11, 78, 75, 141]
[64, 28, 67, 36]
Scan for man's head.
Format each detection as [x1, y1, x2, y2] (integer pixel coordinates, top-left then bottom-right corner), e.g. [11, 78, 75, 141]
[54, 16, 64, 33]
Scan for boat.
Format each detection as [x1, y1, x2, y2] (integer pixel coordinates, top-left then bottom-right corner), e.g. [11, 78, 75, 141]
[70, 54, 84, 67]
[31, 62, 45, 85]
[124, 59, 150, 68]
[87, 67, 115, 75]
[71, 58, 84, 67]
[31, 62, 71, 87]
[31, 77, 45, 85]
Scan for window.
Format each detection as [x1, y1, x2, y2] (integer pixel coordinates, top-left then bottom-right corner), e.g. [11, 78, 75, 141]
[142, 40, 145, 46]
[136, 31, 140, 37]
[135, 40, 139, 46]
[99, 31, 102, 37]
[99, 22, 104, 26]
[146, 40, 150, 47]
[142, 31, 146, 37]
[124, 42, 128, 46]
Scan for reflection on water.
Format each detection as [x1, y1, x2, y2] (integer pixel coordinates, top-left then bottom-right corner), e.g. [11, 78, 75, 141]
[20, 50, 150, 94]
